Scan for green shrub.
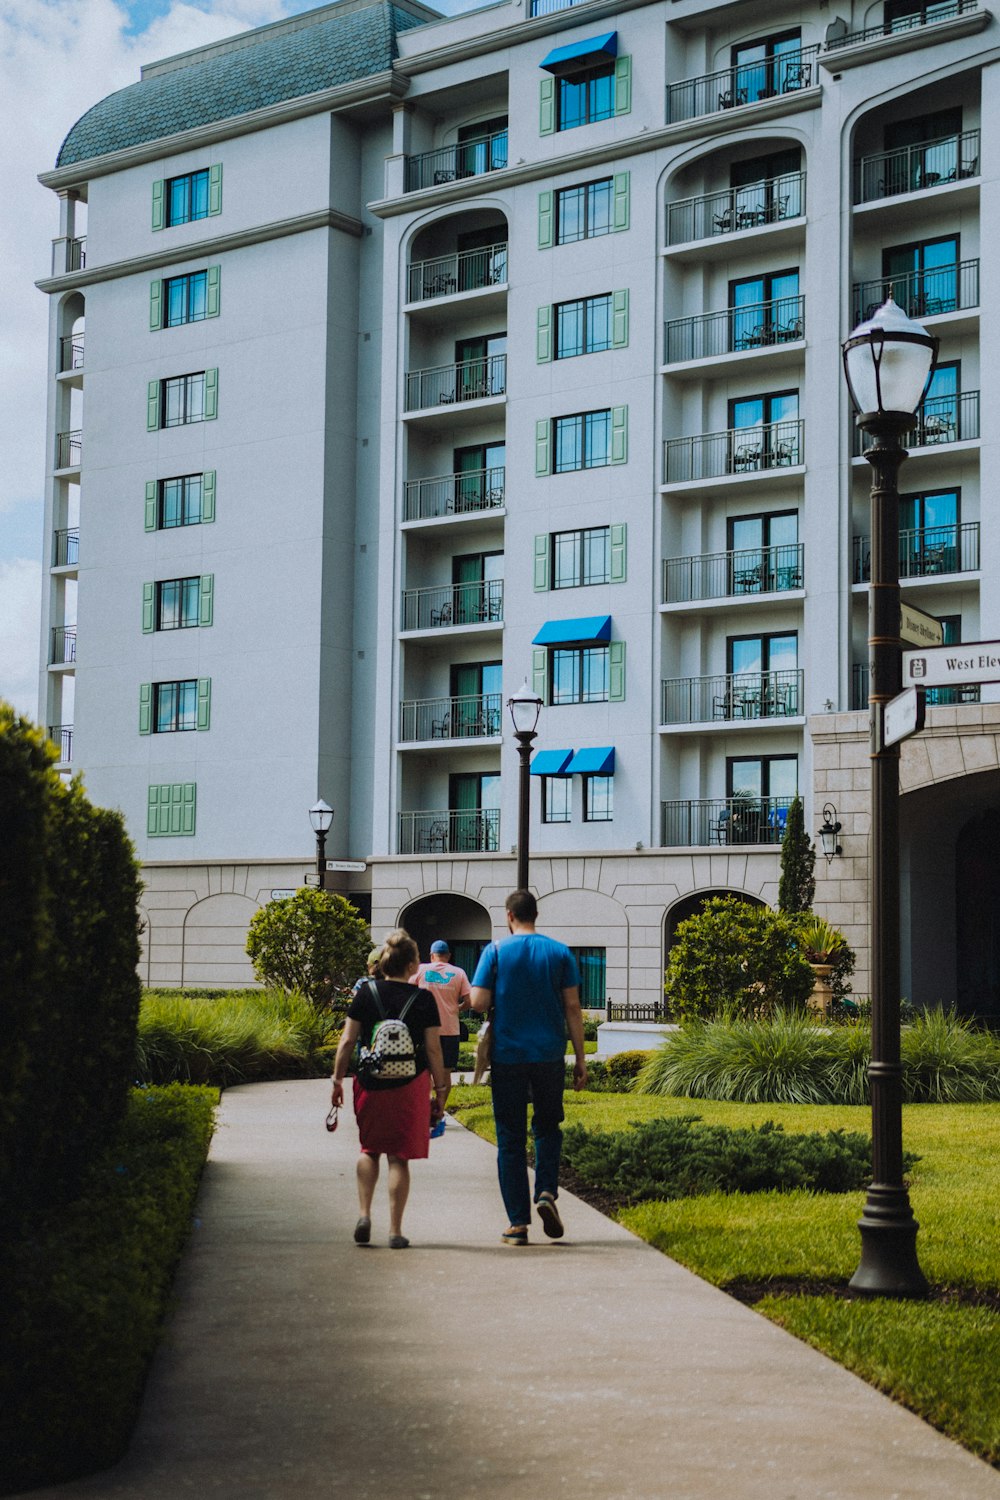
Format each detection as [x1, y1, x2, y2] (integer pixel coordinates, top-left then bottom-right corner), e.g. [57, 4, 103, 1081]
[664, 896, 814, 1022]
[562, 1115, 888, 1207]
[605, 1050, 653, 1084]
[777, 796, 815, 913]
[245, 888, 370, 1009]
[0, 1085, 216, 1493]
[581, 1015, 601, 1041]
[136, 989, 338, 1087]
[902, 1008, 1000, 1103]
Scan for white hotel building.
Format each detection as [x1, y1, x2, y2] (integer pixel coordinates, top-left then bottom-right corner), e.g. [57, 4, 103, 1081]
[37, 0, 1000, 1016]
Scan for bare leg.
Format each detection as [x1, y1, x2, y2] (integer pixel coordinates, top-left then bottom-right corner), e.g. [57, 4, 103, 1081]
[387, 1155, 411, 1237]
[357, 1152, 379, 1217]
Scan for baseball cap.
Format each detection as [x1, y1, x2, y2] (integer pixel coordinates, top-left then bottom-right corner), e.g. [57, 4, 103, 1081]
[430, 940, 450, 955]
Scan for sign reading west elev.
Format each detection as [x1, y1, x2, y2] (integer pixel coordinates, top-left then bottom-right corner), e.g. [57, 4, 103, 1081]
[903, 641, 1000, 689]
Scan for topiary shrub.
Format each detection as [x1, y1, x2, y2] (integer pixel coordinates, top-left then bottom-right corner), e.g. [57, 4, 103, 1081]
[777, 796, 815, 913]
[664, 896, 814, 1022]
[605, 1049, 654, 1085]
[245, 888, 370, 1009]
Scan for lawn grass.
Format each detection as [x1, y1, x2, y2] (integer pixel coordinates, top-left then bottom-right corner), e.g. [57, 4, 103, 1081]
[448, 1084, 1000, 1463]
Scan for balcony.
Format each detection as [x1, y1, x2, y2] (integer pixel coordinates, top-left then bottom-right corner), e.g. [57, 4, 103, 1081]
[399, 693, 502, 743]
[56, 430, 82, 470]
[48, 724, 74, 763]
[59, 333, 85, 373]
[51, 236, 86, 276]
[852, 392, 979, 454]
[529, 0, 583, 13]
[52, 528, 79, 568]
[661, 669, 803, 725]
[664, 295, 804, 365]
[398, 807, 500, 855]
[827, 0, 978, 52]
[663, 543, 804, 605]
[404, 466, 505, 522]
[852, 662, 979, 709]
[853, 260, 978, 324]
[661, 795, 794, 848]
[664, 419, 803, 486]
[408, 242, 507, 303]
[404, 131, 508, 193]
[50, 626, 77, 666]
[401, 579, 503, 632]
[405, 354, 506, 413]
[852, 522, 979, 583]
[854, 128, 979, 205]
[666, 172, 805, 247]
[667, 46, 819, 124]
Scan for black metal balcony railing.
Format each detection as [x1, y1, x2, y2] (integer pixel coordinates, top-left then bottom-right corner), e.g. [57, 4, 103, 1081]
[405, 354, 506, 412]
[52, 528, 79, 568]
[529, 0, 581, 13]
[403, 466, 505, 522]
[56, 430, 82, 469]
[405, 130, 508, 193]
[827, 0, 978, 51]
[664, 294, 805, 364]
[852, 522, 979, 583]
[48, 724, 74, 762]
[853, 259, 978, 324]
[852, 391, 979, 455]
[50, 626, 77, 665]
[852, 662, 979, 710]
[664, 418, 803, 485]
[399, 693, 503, 742]
[661, 795, 795, 848]
[666, 171, 806, 246]
[51, 236, 86, 276]
[663, 542, 804, 604]
[854, 128, 979, 204]
[59, 333, 85, 373]
[408, 242, 508, 302]
[401, 579, 504, 631]
[667, 46, 819, 124]
[398, 807, 500, 855]
[661, 668, 803, 725]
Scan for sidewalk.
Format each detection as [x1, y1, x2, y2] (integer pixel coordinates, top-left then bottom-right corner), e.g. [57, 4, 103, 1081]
[21, 1078, 1000, 1500]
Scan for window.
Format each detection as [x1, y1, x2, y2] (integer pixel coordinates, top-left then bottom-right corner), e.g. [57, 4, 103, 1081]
[730, 147, 803, 221]
[449, 773, 501, 852]
[555, 294, 612, 358]
[156, 577, 200, 631]
[729, 390, 800, 467]
[583, 775, 613, 822]
[885, 0, 967, 28]
[165, 271, 208, 326]
[554, 410, 611, 472]
[730, 269, 800, 350]
[556, 178, 613, 243]
[558, 62, 615, 130]
[917, 361, 960, 444]
[542, 776, 572, 823]
[453, 552, 503, 624]
[882, 237, 958, 318]
[167, 170, 210, 226]
[571, 947, 607, 1005]
[454, 443, 505, 511]
[456, 116, 508, 176]
[883, 108, 963, 192]
[731, 30, 803, 105]
[154, 680, 198, 732]
[455, 333, 507, 399]
[553, 527, 610, 588]
[164, 372, 205, 427]
[899, 488, 959, 575]
[728, 633, 799, 716]
[450, 661, 502, 736]
[551, 645, 609, 704]
[728, 512, 799, 593]
[727, 756, 797, 842]
[159, 474, 205, 529]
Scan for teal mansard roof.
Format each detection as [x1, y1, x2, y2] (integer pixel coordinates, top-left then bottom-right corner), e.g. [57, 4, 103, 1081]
[56, 0, 433, 167]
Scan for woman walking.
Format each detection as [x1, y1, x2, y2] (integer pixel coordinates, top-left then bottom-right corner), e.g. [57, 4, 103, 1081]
[331, 929, 449, 1248]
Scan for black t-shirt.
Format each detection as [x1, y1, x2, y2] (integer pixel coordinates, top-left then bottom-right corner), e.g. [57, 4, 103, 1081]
[347, 978, 440, 1088]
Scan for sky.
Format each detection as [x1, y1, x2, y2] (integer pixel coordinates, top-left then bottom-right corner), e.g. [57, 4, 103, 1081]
[0, 0, 472, 720]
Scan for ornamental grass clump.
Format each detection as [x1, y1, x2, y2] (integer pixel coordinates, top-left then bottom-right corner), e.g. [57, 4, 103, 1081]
[901, 1007, 1000, 1102]
[136, 988, 338, 1087]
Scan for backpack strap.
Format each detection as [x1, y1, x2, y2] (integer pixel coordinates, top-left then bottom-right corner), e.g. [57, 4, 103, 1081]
[366, 979, 386, 1018]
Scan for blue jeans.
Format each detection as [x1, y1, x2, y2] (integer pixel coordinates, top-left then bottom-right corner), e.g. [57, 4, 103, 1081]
[490, 1059, 565, 1227]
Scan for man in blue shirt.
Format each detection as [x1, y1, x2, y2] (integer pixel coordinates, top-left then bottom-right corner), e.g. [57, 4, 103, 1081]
[471, 889, 587, 1245]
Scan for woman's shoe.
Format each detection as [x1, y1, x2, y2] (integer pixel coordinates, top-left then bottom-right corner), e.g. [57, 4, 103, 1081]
[354, 1216, 372, 1244]
[389, 1234, 410, 1249]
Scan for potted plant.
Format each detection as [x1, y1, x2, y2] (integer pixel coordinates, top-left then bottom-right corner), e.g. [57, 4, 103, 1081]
[796, 915, 848, 1015]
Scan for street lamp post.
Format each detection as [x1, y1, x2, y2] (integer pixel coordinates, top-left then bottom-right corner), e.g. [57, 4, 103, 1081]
[507, 681, 542, 891]
[842, 296, 938, 1297]
[308, 800, 334, 889]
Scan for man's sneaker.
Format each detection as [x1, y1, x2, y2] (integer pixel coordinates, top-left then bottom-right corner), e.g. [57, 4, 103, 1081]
[536, 1192, 564, 1239]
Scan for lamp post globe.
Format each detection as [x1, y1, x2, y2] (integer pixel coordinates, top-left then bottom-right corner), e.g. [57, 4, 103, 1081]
[507, 680, 542, 891]
[309, 799, 334, 887]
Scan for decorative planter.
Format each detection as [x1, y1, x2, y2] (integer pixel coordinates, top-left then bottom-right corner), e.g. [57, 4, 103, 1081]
[808, 962, 835, 1015]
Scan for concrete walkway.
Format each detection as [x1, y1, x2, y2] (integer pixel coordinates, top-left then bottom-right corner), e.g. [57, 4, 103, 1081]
[20, 1078, 1000, 1500]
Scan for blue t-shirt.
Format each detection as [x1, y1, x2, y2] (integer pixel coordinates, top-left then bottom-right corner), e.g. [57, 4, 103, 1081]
[472, 933, 580, 1064]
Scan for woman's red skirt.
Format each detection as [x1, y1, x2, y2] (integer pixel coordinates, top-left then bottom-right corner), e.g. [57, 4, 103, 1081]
[353, 1071, 431, 1159]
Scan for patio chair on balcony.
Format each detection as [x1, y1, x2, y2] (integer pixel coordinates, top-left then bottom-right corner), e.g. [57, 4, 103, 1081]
[420, 821, 449, 852]
[431, 712, 451, 738]
[783, 60, 811, 90]
[773, 439, 799, 466]
[777, 316, 803, 341]
[734, 564, 763, 593]
[733, 443, 762, 472]
[713, 691, 736, 720]
[718, 86, 748, 110]
[736, 324, 767, 350]
[713, 208, 735, 234]
[922, 414, 955, 445]
[712, 807, 731, 844]
[430, 602, 453, 627]
[433, 169, 457, 185]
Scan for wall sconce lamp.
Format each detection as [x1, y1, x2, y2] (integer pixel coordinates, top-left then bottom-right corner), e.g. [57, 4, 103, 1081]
[818, 803, 842, 862]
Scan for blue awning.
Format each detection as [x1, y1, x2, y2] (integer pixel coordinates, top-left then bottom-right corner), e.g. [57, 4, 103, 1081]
[540, 31, 617, 74]
[567, 746, 615, 775]
[532, 615, 612, 646]
[530, 748, 574, 777]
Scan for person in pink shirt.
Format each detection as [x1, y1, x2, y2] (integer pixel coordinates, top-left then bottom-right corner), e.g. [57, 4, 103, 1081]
[411, 940, 472, 1078]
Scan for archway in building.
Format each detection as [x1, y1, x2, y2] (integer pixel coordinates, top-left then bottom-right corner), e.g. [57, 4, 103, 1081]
[955, 809, 1000, 1021]
[664, 889, 766, 955]
[398, 892, 491, 977]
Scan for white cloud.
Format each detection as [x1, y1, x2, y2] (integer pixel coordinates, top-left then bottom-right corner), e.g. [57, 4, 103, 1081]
[0, 557, 43, 718]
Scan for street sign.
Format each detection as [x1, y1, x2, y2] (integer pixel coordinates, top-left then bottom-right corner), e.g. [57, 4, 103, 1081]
[325, 859, 367, 872]
[903, 639, 1000, 689]
[304, 872, 322, 886]
[900, 601, 943, 649]
[883, 687, 925, 748]
[269, 889, 297, 901]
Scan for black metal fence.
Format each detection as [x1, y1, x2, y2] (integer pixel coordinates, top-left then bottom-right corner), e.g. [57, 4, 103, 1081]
[667, 46, 819, 123]
[401, 579, 504, 631]
[405, 354, 506, 411]
[52, 528, 80, 568]
[666, 171, 805, 245]
[663, 543, 804, 603]
[664, 418, 803, 484]
[828, 0, 977, 51]
[397, 808, 500, 855]
[661, 796, 795, 847]
[853, 259, 978, 324]
[661, 669, 803, 725]
[399, 693, 502, 742]
[852, 523, 979, 583]
[407, 242, 507, 302]
[405, 131, 508, 192]
[854, 128, 979, 204]
[665, 295, 804, 364]
[403, 466, 505, 521]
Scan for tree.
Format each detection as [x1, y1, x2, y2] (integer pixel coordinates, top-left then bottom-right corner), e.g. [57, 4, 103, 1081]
[778, 796, 815, 913]
[245, 888, 370, 1009]
[664, 896, 814, 1022]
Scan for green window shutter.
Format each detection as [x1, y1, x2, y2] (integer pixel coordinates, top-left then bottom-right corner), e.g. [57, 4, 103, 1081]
[147, 379, 160, 431]
[608, 640, 626, 702]
[610, 522, 627, 583]
[535, 418, 551, 477]
[536, 305, 553, 364]
[532, 646, 549, 705]
[613, 172, 630, 232]
[199, 574, 214, 627]
[610, 405, 628, 465]
[539, 76, 556, 136]
[201, 469, 216, 523]
[142, 582, 155, 634]
[144, 480, 158, 532]
[179, 782, 197, 834]
[612, 289, 629, 349]
[208, 163, 223, 217]
[203, 367, 218, 420]
[149, 783, 197, 837]
[206, 264, 221, 318]
[152, 179, 165, 231]
[149, 279, 163, 331]
[139, 683, 152, 735]
[534, 534, 551, 591]
[538, 189, 554, 249]
[147, 785, 162, 835]
[614, 55, 632, 116]
[197, 678, 212, 730]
